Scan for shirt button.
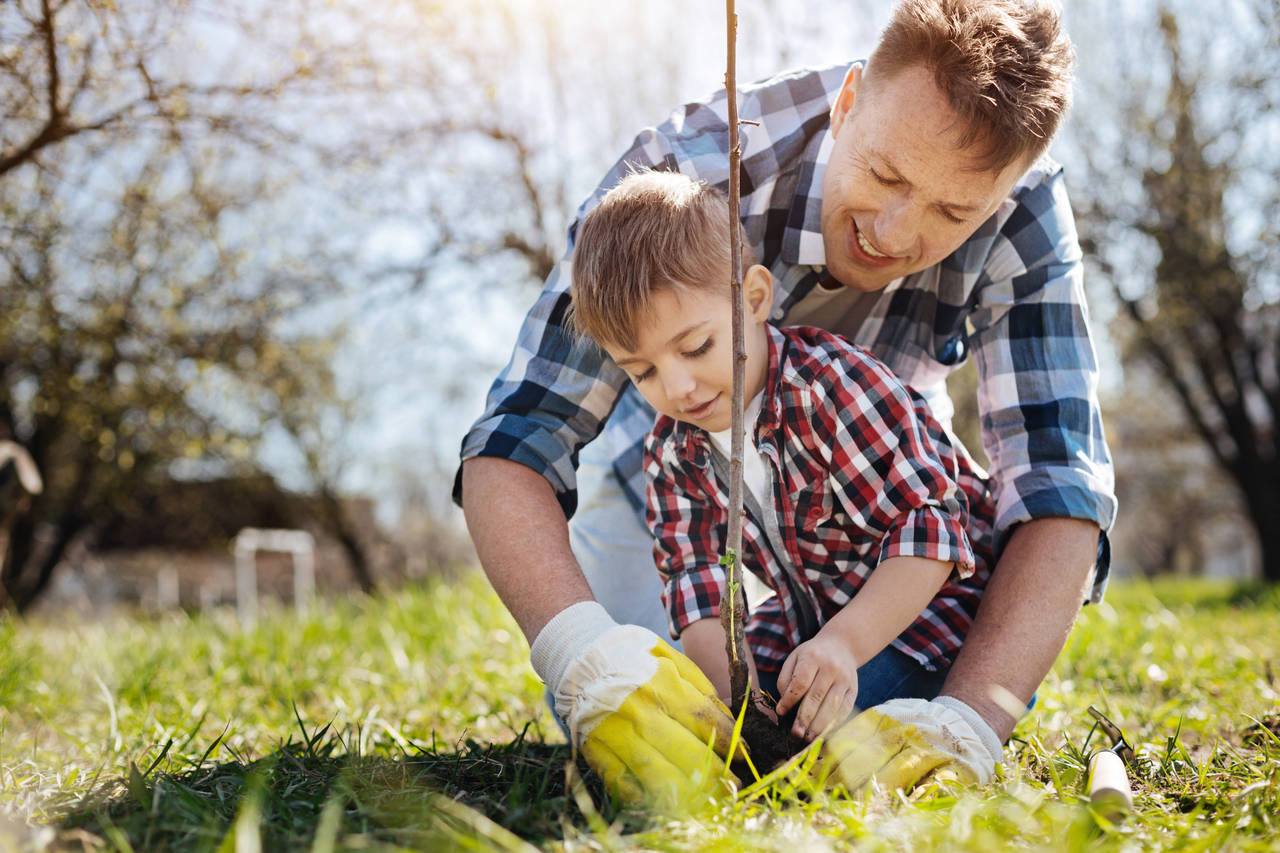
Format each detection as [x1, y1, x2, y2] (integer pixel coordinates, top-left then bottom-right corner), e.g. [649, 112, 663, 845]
[771, 308, 784, 321]
[808, 506, 823, 519]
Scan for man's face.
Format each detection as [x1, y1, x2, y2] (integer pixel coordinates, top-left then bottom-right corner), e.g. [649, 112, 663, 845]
[820, 63, 1030, 291]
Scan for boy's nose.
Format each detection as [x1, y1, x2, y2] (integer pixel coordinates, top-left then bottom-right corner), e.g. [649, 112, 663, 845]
[662, 369, 696, 401]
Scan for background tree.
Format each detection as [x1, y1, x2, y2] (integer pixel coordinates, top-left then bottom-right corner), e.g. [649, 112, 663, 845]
[1066, 0, 1280, 581]
[0, 0, 398, 610]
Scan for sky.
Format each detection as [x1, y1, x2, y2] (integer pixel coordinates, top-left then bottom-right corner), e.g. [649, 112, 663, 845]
[290, 0, 894, 522]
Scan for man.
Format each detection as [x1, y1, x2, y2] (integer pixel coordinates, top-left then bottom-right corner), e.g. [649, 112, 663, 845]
[457, 0, 1116, 803]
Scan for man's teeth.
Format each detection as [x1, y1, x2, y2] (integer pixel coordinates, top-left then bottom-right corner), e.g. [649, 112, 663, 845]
[857, 229, 889, 258]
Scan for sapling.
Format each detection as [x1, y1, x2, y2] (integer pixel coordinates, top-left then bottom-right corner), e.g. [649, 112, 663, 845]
[719, 0, 804, 770]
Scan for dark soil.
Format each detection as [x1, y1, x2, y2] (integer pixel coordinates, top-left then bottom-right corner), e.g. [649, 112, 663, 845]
[734, 688, 808, 773]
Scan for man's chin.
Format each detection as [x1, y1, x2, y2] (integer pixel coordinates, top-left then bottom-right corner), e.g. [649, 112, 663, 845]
[822, 247, 896, 292]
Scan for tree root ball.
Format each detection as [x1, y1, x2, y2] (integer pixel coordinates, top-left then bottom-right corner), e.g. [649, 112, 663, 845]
[734, 688, 808, 773]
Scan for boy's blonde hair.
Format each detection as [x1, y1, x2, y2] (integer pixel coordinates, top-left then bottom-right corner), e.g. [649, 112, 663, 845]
[867, 0, 1075, 171]
[569, 170, 754, 352]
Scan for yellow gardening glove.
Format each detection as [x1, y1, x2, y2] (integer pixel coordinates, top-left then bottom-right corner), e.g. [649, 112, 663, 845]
[530, 602, 742, 810]
[817, 697, 1003, 794]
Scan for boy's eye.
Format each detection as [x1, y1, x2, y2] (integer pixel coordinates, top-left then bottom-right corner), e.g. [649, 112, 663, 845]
[632, 366, 656, 383]
[684, 338, 713, 358]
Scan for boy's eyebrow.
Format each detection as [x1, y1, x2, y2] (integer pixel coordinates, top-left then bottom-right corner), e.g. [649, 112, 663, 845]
[612, 320, 710, 366]
[877, 156, 983, 213]
[664, 319, 711, 347]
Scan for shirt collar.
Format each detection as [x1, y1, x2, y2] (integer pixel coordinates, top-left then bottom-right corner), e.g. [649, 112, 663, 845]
[758, 325, 787, 434]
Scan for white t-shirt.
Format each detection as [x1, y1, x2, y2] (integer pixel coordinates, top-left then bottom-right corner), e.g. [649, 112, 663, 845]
[706, 392, 767, 508]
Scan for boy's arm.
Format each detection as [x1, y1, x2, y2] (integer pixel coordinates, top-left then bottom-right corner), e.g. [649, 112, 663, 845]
[774, 555, 952, 735]
[772, 342, 978, 738]
[815, 555, 954, 671]
[680, 617, 761, 707]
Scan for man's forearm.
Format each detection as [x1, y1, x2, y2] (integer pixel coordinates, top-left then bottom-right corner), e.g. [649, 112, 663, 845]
[940, 517, 1100, 742]
[460, 456, 596, 644]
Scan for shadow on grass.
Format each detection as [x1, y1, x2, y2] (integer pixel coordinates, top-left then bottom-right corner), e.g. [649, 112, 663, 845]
[47, 724, 632, 851]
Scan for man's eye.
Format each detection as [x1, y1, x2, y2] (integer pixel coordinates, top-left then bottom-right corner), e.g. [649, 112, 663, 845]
[870, 168, 898, 186]
[939, 208, 966, 224]
[684, 338, 713, 358]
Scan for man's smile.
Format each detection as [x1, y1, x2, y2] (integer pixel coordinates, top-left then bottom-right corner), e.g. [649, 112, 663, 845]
[850, 219, 899, 266]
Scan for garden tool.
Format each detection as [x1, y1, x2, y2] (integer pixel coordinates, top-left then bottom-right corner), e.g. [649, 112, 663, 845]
[1086, 705, 1134, 816]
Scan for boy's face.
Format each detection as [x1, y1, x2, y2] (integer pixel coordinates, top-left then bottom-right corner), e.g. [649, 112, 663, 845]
[602, 266, 773, 432]
[821, 63, 1033, 292]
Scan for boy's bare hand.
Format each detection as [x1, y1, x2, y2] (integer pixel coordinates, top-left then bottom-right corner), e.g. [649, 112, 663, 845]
[774, 633, 859, 741]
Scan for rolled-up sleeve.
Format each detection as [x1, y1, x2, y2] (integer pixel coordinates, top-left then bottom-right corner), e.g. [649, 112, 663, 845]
[967, 169, 1118, 545]
[644, 428, 727, 639]
[455, 257, 627, 518]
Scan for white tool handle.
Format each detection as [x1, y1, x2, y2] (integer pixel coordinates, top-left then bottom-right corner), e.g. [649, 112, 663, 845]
[1088, 749, 1133, 816]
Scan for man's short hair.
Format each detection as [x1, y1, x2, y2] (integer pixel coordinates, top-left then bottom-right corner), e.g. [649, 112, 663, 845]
[867, 0, 1075, 171]
[569, 170, 754, 352]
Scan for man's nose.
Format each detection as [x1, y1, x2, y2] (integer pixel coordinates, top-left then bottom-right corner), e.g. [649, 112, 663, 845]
[875, 197, 921, 256]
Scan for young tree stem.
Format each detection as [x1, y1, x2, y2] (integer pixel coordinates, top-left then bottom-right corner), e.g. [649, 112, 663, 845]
[720, 0, 751, 713]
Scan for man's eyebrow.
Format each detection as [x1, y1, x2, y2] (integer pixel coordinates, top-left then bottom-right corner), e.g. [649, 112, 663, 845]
[878, 157, 983, 212]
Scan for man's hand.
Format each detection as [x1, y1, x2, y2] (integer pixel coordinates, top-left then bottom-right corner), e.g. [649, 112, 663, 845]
[531, 602, 742, 809]
[817, 696, 1003, 793]
[774, 633, 860, 741]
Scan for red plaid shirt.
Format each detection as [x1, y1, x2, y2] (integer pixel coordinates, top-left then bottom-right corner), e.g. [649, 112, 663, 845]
[645, 325, 996, 676]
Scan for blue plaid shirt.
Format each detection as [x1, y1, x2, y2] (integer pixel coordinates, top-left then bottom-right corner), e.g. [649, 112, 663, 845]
[456, 60, 1117, 592]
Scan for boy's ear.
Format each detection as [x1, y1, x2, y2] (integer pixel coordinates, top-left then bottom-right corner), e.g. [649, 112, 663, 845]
[830, 63, 862, 138]
[744, 264, 774, 322]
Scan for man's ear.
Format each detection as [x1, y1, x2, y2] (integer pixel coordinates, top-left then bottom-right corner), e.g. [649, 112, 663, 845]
[744, 264, 775, 323]
[830, 64, 862, 138]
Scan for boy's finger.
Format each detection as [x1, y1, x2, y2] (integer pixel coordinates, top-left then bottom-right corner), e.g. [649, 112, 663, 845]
[774, 655, 814, 716]
[794, 672, 835, 739]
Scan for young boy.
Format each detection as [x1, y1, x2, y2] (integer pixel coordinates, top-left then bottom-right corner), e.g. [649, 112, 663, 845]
[569, 170, 996, 742]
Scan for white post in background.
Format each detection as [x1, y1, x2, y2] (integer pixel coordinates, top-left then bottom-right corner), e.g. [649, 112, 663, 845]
[234, 530, 260, 627]
[293, 541, 315, 611]
[233, 528, 316, 627]
[157, 566, 180, 610]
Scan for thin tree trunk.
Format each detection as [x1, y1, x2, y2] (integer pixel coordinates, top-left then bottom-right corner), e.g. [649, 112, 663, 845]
[317, 486, 377, 593]
[13, 517, 86, 612]
[1238, 463, 1280, 583]
[719, 0, 751, 714]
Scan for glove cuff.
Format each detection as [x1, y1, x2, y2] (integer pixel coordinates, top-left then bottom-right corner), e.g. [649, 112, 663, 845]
[529, 601, 617, 695]
[934, 695, 1004, 765]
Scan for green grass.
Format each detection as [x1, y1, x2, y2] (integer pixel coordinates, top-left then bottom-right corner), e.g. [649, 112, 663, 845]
[1, 572, 1277, 851]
